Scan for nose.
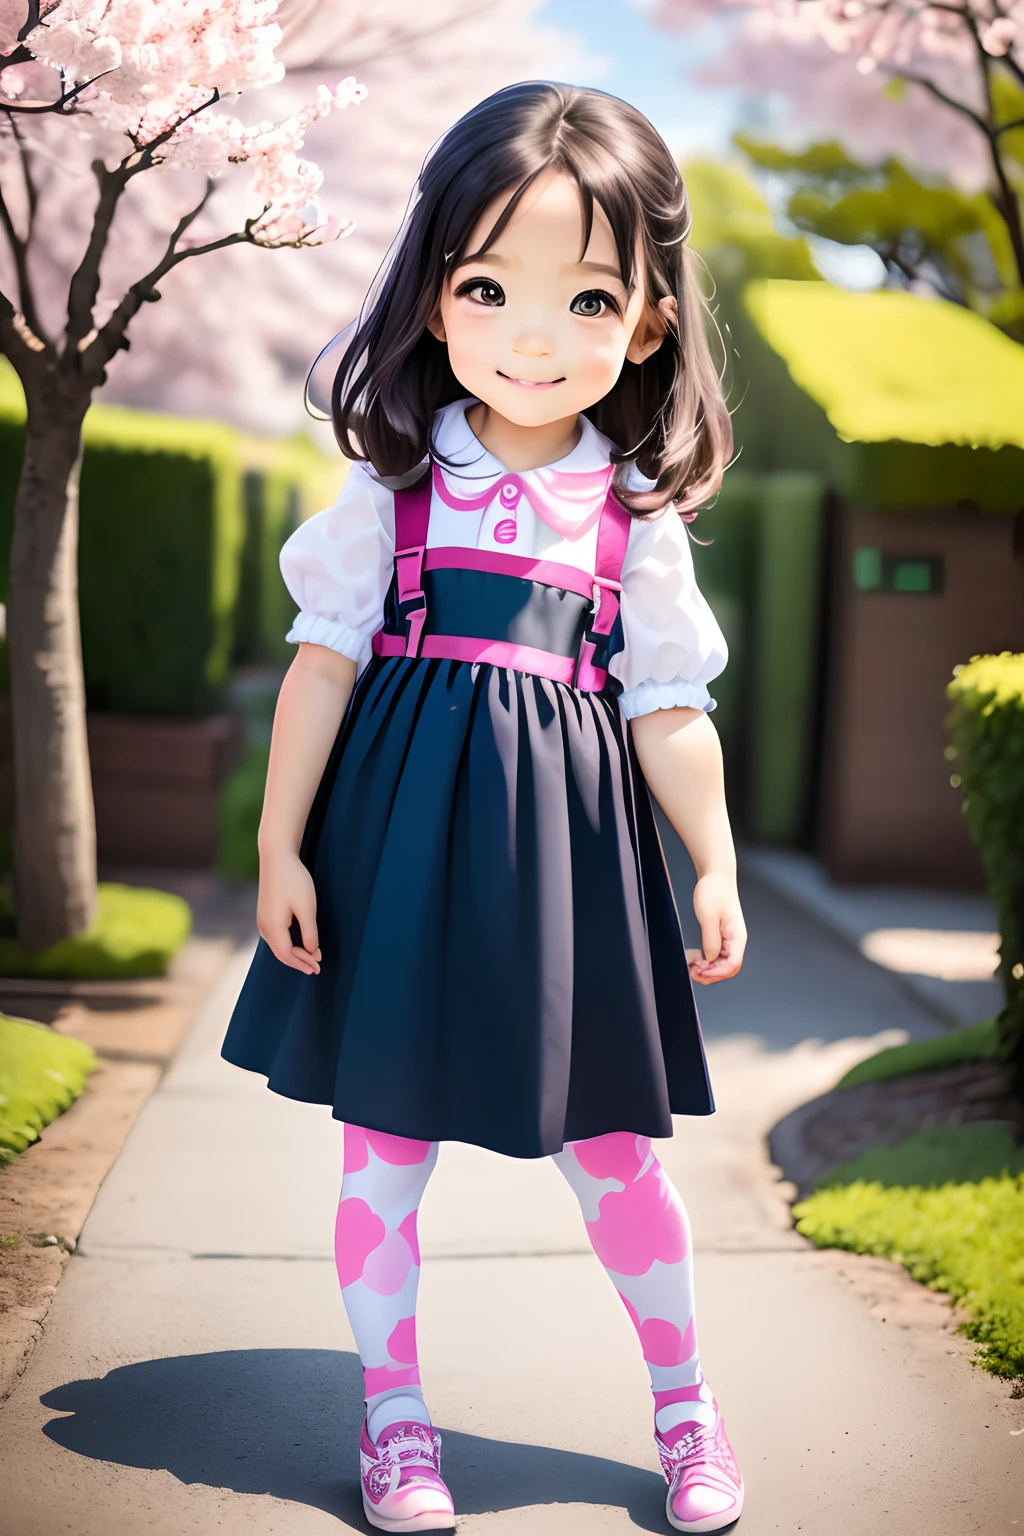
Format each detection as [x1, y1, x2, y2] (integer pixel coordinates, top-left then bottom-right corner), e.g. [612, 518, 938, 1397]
[512, 332, 554, 358]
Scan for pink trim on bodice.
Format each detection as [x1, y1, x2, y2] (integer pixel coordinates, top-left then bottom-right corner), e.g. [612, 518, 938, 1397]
[371, 462, 632, 692]
[431, 461, 613, 541]
[422, 546, 595, 600]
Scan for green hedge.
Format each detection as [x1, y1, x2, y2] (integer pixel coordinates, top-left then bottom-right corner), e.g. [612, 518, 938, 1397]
[78, 410, 247, 714]
[691, 469, 825, 843]
[218, 743, 269, 878]
[946, 654, 1024, 1097]
[0, 361, 341, 716]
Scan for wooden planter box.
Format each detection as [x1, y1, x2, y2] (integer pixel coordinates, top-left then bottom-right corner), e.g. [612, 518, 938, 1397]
[87, 713, 243, 868]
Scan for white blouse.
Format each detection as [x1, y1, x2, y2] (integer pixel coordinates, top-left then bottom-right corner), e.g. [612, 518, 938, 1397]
[281, 399, 727, 720]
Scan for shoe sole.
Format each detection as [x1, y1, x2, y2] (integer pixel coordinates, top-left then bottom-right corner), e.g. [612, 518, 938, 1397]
[665, 1477, 745, 1534]
[361, 1494, 456, 1532]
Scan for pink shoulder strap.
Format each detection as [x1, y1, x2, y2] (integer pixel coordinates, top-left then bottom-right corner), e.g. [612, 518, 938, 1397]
[575, 486, 631, 691]
[392, 470, 432, 658]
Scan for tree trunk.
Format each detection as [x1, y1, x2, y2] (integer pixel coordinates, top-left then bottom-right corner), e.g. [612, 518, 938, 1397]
[7, 394, 98, 950]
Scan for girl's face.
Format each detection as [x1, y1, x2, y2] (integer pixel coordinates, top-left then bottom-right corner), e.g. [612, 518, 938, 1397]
[428, 169, 672, 428]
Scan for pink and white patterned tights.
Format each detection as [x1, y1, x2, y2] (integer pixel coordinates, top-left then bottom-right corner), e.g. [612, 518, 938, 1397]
[336, 1124, 716, 1445]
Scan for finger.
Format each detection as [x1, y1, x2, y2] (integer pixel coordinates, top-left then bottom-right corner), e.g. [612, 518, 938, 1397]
[292, 901, 320, 958]
[689, 932, 742, 983]
[266, 933, 318, 974]
[289, 946, 320, 975]
[689, 945, 743, 984]
[698, 916, 722, 963]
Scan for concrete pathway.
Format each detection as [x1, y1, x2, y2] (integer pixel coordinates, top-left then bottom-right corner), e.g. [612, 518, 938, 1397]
[0, 859, 1021, 1534]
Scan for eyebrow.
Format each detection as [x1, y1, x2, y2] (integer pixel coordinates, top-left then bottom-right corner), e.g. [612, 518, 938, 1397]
[452, 252, 626, 284]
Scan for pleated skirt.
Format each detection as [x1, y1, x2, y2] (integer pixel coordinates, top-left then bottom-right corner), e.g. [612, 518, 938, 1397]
[221, 656, 714, 1158]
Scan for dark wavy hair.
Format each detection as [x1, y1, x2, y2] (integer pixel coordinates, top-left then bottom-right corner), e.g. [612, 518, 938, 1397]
[332, 81, 732, 516]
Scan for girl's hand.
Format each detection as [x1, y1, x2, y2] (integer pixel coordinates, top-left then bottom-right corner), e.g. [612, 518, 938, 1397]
[686, 872, 746, 986]
[257, 850, 321, 976]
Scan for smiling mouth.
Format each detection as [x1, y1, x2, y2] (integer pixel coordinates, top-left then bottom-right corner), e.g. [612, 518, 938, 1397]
[497, 371, 565, 388]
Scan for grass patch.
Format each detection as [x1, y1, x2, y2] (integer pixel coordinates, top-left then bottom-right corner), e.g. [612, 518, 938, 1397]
[835, 1017, 999, 1091]
[818, 1121, 1024, 1189]
[0, 882, 191, 979]
[218, 743, 268, 880]
[0, 1014, 97, 1165]
[795, 1122, 1024, 1379]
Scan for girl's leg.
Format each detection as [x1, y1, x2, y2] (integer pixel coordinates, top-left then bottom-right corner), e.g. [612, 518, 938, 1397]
[336, 1123, 438, 1444]
[551, 1132, 715, 1436]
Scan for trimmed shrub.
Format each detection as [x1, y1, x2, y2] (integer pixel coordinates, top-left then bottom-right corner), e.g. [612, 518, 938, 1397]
[947, 654, 1024, 1096]
[218, 743, 269, 879]
[0, 1013, 97, 1165]
[233, 470, 301, 666]
[233, 440, 346, 667]
[77, 410, 247, 714]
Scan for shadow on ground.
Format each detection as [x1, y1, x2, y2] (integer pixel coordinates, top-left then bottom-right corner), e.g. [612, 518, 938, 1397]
[40, 1348, 666, 1532]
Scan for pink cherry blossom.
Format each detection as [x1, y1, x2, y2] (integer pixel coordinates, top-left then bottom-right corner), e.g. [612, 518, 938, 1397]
[656, 1, 1024, 193]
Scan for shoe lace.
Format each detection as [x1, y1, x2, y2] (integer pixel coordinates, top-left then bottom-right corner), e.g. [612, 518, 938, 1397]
[379, 1427, 438, 1470]
[662, 1425, 708, 1470]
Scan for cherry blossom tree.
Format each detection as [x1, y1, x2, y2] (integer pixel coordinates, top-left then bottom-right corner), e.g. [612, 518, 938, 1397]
[42, 0, 584, 436]
[0, 0, 364, 949]
[655, 2, 1024, 290]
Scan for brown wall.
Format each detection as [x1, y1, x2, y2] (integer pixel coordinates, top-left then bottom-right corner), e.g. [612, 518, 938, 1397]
[819, 502, 1024, 886]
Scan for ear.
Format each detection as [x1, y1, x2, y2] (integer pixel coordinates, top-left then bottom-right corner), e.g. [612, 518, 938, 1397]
[426, 306, 447, 344]
[625, 295, 677, 365]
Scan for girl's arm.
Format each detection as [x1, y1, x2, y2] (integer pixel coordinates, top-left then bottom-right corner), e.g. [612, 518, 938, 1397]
[631, 705, 746, 985]
[257, 642, 357, 975]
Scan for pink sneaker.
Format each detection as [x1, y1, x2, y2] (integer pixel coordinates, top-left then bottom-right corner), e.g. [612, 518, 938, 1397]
[655, 1407, 744, 1534]
[359, 1419, 455, 1532]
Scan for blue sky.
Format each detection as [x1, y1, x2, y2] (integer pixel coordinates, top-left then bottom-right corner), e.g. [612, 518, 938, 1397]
[539, 0, 745, 158]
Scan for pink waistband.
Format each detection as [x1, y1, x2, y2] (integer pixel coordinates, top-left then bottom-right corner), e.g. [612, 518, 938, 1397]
[420, 634, 578, 683]
[372, 628, 609, 687]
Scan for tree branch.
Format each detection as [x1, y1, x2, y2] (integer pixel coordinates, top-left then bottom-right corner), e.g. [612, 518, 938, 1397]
[62, 159, 131, 360]
[83, 183, 250, 379]
[8, 115, 39, 234]
[0, 172, 45, 342]
[893, 69, 991, 134]
[964, 13, 1024, 295]
[0, 73, 114, 114]
[61, 89, 221, 366]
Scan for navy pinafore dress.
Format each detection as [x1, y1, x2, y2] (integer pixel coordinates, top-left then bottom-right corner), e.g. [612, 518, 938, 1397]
[222, 463, 714, 1157]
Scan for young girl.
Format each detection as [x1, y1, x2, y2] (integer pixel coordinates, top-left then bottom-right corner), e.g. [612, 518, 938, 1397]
[223, 81, 747, 1536]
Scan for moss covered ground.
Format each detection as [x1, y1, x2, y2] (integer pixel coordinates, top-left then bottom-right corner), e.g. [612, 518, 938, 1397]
[795, 1122, 1024, 1380]
[0, 1014, 97, 1166]
[0, 882, 191, 979]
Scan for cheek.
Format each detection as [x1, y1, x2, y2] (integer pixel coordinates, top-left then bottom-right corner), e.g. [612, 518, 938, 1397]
[442, 304, 496, 379]
[572, 328, 629, 393]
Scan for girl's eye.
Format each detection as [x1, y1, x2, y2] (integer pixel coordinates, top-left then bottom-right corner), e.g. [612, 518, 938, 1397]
[570, 290, 618, 318]
[456, 279, 505, 307]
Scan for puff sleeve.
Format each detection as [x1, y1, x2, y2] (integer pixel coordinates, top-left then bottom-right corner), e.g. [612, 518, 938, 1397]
[280, 462, 395, 673]
[610, 507, 728, 720]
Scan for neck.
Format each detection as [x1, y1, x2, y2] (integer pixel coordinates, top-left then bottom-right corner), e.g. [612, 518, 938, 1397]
[466, 402, 582, 472]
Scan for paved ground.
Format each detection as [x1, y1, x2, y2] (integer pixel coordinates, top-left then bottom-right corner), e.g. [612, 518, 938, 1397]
[0, 849, 1021, 1534]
